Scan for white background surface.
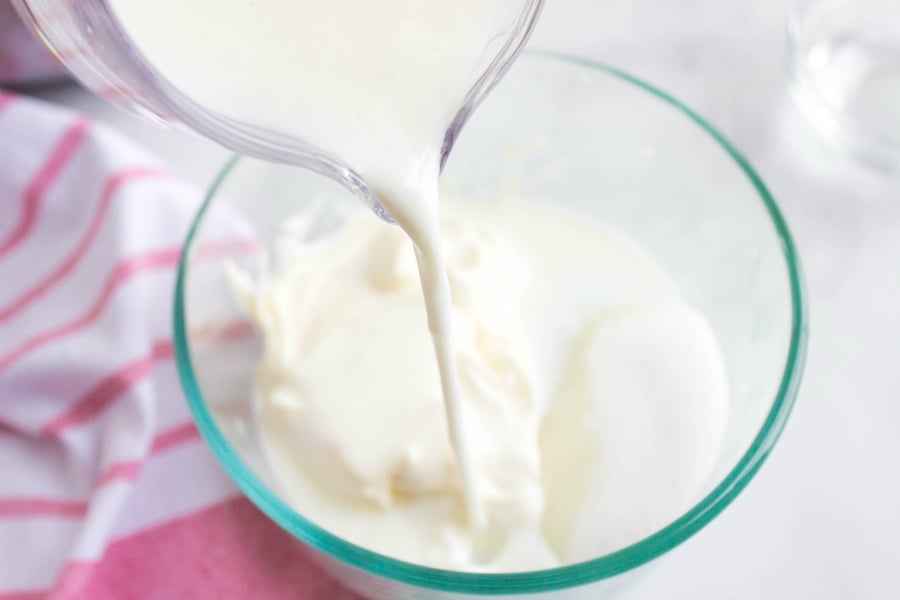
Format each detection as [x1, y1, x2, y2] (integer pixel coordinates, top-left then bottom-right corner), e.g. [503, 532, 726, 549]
[30, 1, 900, 598]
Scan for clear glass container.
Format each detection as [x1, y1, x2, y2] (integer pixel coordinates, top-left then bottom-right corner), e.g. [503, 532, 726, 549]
[0, 0, 67, 86]
[789, 0, 900, 172]
[174, 52, 808, 599]
[11, 0, 542, 215]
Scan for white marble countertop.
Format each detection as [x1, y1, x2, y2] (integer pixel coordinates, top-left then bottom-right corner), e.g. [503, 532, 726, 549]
[31, 1, 900, 597]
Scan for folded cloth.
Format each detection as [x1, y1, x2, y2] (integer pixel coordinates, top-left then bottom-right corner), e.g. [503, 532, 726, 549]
[0, 91, 360, 599]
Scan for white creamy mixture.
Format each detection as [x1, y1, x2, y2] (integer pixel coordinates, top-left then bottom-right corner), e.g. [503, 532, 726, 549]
[226, 200, 728, 570]
[111, 0, 729, 572]
[111, 0, 502, 524]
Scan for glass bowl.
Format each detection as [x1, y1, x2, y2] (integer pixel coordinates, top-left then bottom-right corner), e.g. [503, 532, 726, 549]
[173, 52, 808, 599]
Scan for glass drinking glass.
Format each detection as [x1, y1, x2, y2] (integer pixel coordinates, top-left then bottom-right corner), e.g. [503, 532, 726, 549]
[174, 52, 808, 599]
[10, 0, 543, 216]
[789, 0, 900, 172]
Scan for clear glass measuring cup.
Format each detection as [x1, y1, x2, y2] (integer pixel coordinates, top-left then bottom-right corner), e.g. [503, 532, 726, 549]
[0, 0, 68, 86]
[11, 0, 543, 218]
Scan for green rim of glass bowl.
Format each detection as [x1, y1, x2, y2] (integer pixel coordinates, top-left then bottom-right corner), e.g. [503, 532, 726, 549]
[173, 51, 809, 594]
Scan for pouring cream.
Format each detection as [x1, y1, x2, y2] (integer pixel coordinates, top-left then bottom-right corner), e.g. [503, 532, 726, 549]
[109, 0, 516, 528]
[109, 0, 729, 572]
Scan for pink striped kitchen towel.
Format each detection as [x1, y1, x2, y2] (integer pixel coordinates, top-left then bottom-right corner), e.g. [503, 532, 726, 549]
[0, 91, 360, 599]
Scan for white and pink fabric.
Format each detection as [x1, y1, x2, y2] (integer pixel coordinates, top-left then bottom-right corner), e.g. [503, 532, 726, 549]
[0, 91, 360, 599]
